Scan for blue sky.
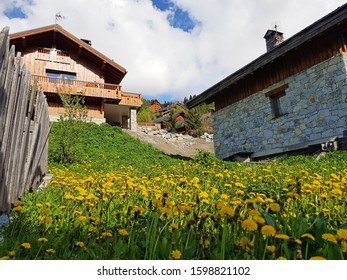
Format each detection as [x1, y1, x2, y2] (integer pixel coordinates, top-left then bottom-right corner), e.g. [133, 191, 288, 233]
[151, 0, 197, 32]
[4, 6, 27, 19]
[2, 0, 347, 103]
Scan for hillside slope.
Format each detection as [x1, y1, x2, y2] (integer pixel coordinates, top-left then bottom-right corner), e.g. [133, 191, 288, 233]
[124, 129, 214, 158]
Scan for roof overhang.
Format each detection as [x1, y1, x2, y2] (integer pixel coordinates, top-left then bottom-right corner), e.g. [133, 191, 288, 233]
[187, 3, 347, 109]
[9, 24, 127, 84]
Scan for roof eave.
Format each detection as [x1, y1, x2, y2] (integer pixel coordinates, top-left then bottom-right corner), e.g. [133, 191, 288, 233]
[187, 3, 347, 109]
[9, 24, 127, 78]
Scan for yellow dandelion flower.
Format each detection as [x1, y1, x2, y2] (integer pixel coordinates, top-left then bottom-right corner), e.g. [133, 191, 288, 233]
[0, 256, 10, 260]
[64, 193, 75, 200]
[36, 203, 43, 207]
[199, 191, 209, 199]
[202, 240, 210, 248]
[249, 210, 260, 217]
[169, 223, 179, 232]
[178, 204, 191, 213]
[41, 208, 50, 215]
[101, 230, 113, 238]
[12, 206, 22, 212]
[75, 195, 84, 201]
[161, 207, 173, 217]
[269, 203, 281, 212]
[235, 182, 246, 188]
[322, 233, 337, 244]
[46, 249, 56, 254]
[78, 216, 87, 222]
[337, 229, 347, 241]
[295, 239, 302, 245]
[118, 229, 129, 236]
[309, 256, 326, 260]
[38, 237, 48, 243]
[220, 206, 235, 217]
[277, 256, 286, 260]
[133, 206, 145, 214]
[241, 219, 258, 232]
[301, 233, 315, 241]
[238, 237, 251, 248]
[59, 205, 66, 210]
[8, 251, 15, 257]
[236, 190, 244, 195]
[266, 245, 276, 254]
[21, 243, 31, 249]
[342, 241, 347, 253]
[171, 249, 182, 260]
[191, 177, 199, 184]
[261, 225, 276, 237]
[246, 199, 258, 205]
[200, 212, 213, 219]
[253, 215, 265, 225]
[15, 200, 23, 206]
[75, 241, 85, 248]
[275, 234, 290, 240]
[89, 226, 97, 232]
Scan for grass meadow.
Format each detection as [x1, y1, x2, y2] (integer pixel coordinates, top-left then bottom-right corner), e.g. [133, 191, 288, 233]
[1, 122, 347, 260]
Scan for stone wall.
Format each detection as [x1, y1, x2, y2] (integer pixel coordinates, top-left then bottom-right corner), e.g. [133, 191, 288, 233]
[213, 53, 347, 159]
[130, 108, 138, 131]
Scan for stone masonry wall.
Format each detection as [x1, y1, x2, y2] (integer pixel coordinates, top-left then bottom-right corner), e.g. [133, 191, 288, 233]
[213, 53, 347, 159]
[130, 108, 138, 131]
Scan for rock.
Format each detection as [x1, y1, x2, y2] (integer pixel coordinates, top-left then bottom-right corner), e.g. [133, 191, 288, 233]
[0, 214, 9, 227]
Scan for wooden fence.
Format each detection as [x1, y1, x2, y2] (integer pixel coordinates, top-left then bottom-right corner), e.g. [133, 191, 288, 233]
[0, 27, 49, 212]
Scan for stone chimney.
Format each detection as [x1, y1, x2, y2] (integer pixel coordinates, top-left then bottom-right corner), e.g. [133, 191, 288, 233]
[264, 29, 284, 52]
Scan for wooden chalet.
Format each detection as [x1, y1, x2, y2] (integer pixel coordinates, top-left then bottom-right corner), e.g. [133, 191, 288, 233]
[9, 24, 142, 128]
[187, 4, 347, 159]
[149, 99, 162, 111]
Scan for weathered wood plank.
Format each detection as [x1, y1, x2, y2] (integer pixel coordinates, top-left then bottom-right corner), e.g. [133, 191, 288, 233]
[0, 27, 49, 212]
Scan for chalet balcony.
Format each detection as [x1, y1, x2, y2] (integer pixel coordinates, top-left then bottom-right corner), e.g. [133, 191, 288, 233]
[32, 75, 142, 107]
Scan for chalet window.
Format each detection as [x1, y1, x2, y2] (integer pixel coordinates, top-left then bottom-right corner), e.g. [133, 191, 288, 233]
[46, 70, 76, 85]
[265, 84, 288, 119]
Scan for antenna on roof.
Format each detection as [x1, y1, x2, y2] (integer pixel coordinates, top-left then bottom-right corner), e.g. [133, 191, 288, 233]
[271, 21, 281, 32]
[55, 12, 66, 25]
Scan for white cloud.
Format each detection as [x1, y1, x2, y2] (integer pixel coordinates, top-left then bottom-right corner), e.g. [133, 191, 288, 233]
[1, 0, 347, 102]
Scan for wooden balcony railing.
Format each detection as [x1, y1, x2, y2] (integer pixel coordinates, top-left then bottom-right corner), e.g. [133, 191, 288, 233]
[36, 48, 71, 64]
[32, 75, 142, 107]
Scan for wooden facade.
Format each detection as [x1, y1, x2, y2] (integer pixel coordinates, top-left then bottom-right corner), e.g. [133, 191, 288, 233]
[149, 99, 162, 111]
[9, 25, 142, 124]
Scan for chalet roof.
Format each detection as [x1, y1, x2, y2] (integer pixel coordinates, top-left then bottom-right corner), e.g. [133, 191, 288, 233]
[187, 3, 347, 109]
[9, 24, 127, 84]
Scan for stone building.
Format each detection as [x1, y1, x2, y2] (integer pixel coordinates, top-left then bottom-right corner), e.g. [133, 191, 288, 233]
[187, 4, 347, 160]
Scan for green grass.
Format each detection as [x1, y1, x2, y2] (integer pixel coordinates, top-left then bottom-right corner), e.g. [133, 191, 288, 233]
[1, 121, 346, 260]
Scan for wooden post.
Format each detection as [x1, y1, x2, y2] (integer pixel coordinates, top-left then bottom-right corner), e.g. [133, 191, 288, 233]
[0, 27, 49, 212]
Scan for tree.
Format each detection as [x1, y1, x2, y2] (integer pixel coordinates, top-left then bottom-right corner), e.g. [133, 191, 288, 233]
[184, 107, 203, 137]
[57, 87, 88, 121]
[50, 87, 88, 164]
[137, 102, 154, 123]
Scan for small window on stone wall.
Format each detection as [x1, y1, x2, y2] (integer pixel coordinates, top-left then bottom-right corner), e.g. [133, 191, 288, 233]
[265, 84, 288, 119]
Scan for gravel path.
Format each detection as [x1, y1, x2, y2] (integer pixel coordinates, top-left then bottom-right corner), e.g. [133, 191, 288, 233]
[124, 129, 214, 158]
